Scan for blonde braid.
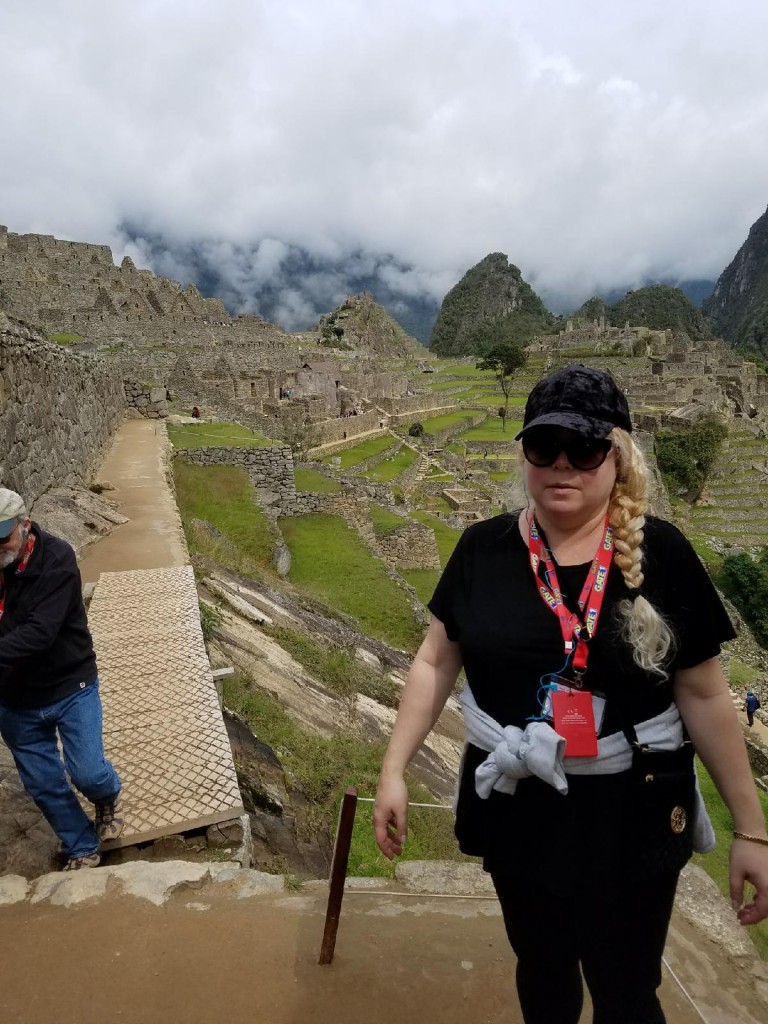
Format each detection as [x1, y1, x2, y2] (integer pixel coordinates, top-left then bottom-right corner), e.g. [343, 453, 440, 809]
[608, 428, 675, 677]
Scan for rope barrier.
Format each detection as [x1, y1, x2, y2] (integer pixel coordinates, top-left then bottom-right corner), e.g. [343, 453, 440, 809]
[661, 955, 713, 1024]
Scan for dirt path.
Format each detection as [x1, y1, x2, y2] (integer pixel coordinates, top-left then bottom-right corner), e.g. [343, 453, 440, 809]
[78, 418, 188, 583]
[0, 885, 717, 1024]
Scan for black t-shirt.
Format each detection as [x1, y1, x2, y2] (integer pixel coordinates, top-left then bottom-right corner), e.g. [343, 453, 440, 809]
[428, 512, 735, 875]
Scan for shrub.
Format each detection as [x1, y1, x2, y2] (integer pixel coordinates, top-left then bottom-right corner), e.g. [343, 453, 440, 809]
[408, 422, 424, 437]
[654, 415, 727, 499]
[718, 550, 768, 647]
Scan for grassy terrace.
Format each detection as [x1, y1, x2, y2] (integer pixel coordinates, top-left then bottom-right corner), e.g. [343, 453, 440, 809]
[366, 445, 418, 482]
[322, 434, 393, 469]
[278, 513, 423, 651]
[420, 410, 477, 434]
[167, 422, 273, 447]
[173, 462, 278, 578]
[294, 467, 342, 493]
[457, 416, 523, 442]
[401, 568, 441, 607]
[465, 393, 527, 409]
[370, 503, 407, 536]
[426, 379, 476, 391]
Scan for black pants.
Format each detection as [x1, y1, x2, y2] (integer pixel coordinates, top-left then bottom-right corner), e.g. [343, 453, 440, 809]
[491, 868, 680, 1024]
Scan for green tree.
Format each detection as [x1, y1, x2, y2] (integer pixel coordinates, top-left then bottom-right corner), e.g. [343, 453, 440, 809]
[654, 415, 727, 500]
[476, 342, 527, 432]
[719, 551, 768, 647]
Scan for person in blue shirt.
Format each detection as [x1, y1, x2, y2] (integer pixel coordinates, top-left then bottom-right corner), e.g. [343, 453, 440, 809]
[745, 690, 761, 728]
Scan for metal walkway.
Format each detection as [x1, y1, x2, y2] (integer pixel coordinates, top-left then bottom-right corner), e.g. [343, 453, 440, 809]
[88, 565, 244, 848]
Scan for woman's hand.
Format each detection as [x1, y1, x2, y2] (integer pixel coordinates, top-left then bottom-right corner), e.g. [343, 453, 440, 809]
[730, 838, 768, 926]
[373, 772, 409, 860]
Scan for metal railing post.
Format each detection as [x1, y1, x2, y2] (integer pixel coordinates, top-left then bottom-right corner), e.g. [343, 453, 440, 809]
[318, 786, 358, 965]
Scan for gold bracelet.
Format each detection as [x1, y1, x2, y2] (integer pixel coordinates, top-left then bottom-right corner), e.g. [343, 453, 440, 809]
[733, 831, 768, 847]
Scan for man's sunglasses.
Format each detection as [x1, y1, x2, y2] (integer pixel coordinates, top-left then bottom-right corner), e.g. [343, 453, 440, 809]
[522, 434, 613, 471]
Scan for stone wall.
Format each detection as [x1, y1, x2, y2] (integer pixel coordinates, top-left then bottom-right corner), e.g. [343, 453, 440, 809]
[174, 445, 296, 508]
[376, 395, 457, 417]
[124, 381, 169, 418]
[746, 738, 768, 778]
[310, 409, 384, 446]
[375, 521, 440, 571]
[0, 314, 124, 503]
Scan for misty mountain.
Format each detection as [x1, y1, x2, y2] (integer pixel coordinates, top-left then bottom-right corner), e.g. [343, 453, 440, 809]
[119, 225, 439, 343]
[428, 253, 555, 356]
[703, 203, 768, 357]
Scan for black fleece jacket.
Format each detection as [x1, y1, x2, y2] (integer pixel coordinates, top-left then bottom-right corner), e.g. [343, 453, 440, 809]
[0, 523, 98, 709]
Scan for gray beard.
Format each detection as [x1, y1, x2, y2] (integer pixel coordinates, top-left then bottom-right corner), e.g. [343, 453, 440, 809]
[0, 547, 21, 569]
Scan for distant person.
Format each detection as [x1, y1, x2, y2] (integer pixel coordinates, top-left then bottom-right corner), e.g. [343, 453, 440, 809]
[0, 488, 123, 870]
[191, 406, 201, 419]
[745, 690, 761, 728]
[374, 364, 768, 1024]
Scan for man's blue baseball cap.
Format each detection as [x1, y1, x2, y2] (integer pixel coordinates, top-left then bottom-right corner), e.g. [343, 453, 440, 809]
[0, 488, 26, 538]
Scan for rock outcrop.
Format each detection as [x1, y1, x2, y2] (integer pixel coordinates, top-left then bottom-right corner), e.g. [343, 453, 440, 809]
[428, 252, 553, 356]
[704, 202, 768, 356]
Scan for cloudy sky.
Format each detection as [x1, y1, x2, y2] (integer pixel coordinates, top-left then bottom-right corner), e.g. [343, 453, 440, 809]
[3, 0, 768, 330]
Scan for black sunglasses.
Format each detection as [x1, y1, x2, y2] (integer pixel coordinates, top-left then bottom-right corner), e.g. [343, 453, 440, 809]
[522, 434, 613, 471]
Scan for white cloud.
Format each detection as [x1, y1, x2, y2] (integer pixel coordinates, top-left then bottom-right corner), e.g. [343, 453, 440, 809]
[2, 0, 768, 324]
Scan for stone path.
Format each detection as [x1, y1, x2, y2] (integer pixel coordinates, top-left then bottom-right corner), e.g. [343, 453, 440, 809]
[78, 417, 188, 583]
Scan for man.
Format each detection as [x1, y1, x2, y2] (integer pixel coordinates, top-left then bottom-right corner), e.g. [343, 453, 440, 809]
[745, 689, 761, 728]
[0, 487, 123, 870]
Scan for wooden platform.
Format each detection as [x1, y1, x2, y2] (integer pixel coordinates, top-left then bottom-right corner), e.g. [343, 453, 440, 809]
[88, 566, 244, 848]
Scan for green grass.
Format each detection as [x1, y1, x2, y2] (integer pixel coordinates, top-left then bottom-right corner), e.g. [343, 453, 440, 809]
[322, 435, 394, 468]
[347, 785, 468, 877]
[728, 659, 761, 690]
[411, 511, 462, 567]
[222, 670, 463, 877]
[173, 461, 279, 577]
[366, 446, 418, 482]
[436, 365, 496, 378]
[278, 513, 423, 650]
[168, 422, 273, 448]
[457, 416, 523, 441]
[48, 332, 85, 345]
[401, 568, 441, 606]
[420, 411, 477, 434]
[370, 503, 408, 536]
[462, 393, 527, 409]
[294, 467, 342, 493]
[489, 472, 514, 483]
[693, 762, 768, 958]
[426, 380, 475, 391]
[262, 626, 399, 707]
[420, 495, 453, 513]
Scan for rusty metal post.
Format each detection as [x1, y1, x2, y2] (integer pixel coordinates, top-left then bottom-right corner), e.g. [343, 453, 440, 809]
[318, 785, 358, 965]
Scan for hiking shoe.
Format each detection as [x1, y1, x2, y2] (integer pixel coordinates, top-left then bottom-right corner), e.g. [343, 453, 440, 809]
[63, 852, 101, 871]
[95, 792, 125, 842]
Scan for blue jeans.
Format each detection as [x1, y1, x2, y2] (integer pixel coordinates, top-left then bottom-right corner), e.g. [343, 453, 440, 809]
[0, 681, 121, 858]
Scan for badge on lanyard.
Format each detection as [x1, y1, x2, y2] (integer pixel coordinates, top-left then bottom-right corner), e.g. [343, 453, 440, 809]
[528, 517, 614, 756]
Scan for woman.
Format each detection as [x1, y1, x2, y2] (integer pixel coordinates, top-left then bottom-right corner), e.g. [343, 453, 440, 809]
[374, 364, 768, 1024]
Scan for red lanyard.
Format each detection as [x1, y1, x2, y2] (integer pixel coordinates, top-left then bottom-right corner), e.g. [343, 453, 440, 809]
[0, 532, 36, 622]
[528, 517, 613, 674]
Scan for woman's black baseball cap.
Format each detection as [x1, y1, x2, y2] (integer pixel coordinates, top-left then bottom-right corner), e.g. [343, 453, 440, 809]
[515, 364, 632, 440]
